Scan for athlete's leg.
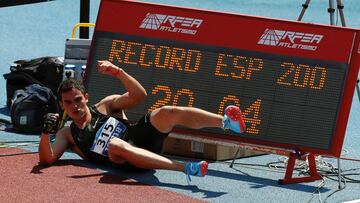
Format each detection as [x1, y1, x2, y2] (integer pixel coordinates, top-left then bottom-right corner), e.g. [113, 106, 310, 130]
[108, 138, 208, 177]
[149, 106, 223, 133]
[108, 137, 184, 171]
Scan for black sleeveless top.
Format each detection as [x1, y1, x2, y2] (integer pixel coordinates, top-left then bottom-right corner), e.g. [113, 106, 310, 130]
[70, 106, 130, 165]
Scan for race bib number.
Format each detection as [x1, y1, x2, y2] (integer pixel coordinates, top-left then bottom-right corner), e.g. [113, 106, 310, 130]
[90, 117, 127, 156]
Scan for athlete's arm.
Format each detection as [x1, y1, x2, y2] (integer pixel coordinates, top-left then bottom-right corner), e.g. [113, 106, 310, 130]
[38, 114, 71, 165]
[96, 60, 147, 111]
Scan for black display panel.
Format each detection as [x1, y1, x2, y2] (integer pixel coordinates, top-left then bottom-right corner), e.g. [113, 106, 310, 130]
[85, 32, 347, 150]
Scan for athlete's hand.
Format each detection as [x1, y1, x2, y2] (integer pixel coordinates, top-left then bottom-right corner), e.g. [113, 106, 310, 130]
[42, 113, 59, 134]
[97, 60, 121, 77]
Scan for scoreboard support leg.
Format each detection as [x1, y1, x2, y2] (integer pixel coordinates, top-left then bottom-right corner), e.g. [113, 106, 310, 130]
[229, 147, 240, 168]
[356, 79, 360, 102]
[278, 152, 322, 185]
[298, 0, 345, 26]
[297, 0, 310, 21]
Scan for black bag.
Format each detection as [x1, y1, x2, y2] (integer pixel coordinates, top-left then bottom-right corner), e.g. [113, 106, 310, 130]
[3, 56, 63, 108]
[10, 84, 59, 133]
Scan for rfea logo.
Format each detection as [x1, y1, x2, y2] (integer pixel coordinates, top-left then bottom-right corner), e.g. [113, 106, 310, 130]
[258, 29, 324, 51]
[139, 13, 203, 35]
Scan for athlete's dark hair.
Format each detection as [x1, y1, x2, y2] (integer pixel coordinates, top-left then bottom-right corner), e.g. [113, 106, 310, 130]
[57, 79, 87, 101]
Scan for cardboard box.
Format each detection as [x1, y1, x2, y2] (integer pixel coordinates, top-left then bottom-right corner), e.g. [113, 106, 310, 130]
[162, 134, 264, 161]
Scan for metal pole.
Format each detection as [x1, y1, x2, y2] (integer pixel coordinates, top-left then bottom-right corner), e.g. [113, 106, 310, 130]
[298, 0, 311, 21]
[328, 0, 335, 25]
[79, 0, 90, 39]
[337, 158, 342, 188]
[337, 0, 346, 26]
[334, 0, 347, 189]
[230, 147, 241, 168]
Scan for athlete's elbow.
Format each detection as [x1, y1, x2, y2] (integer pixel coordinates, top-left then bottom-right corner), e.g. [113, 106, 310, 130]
[140, 89, 147, 100]
[139, 86, 147, 97]
[134, 89, 147, 102]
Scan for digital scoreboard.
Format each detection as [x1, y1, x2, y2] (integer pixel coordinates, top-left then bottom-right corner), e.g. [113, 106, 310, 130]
[85, 0, 360, 157]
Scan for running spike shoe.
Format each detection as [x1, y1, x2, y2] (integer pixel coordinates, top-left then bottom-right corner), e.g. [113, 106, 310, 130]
[185, 161, 208, 182]
[222, 105, 246, 133]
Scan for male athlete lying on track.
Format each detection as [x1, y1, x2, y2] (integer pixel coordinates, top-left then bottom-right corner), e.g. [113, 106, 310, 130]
[39, 60, 246, 180]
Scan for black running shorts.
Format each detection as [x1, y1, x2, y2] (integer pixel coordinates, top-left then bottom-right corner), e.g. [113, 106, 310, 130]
[126, 113, 169, 154]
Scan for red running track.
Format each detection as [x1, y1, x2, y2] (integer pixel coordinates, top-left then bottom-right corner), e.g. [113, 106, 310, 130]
[0, 147, 205, 202]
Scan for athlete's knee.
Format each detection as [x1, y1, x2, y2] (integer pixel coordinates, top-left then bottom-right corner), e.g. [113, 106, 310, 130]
[108, 138, 131, 156]
[107, 139, 128, 164]
[155, 105, 180, 119]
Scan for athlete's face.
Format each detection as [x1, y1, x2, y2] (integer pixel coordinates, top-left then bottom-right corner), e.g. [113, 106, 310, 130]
[60, 88, 89, 120]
